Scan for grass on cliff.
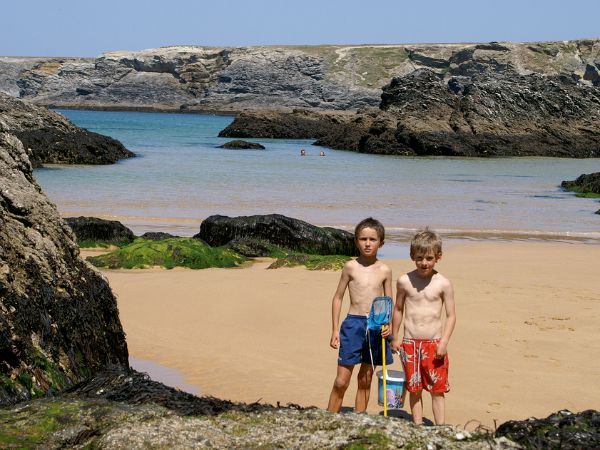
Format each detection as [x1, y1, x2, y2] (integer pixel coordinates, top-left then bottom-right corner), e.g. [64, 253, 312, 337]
[86, 238, 247, 269]
[287, 45, 409, 88]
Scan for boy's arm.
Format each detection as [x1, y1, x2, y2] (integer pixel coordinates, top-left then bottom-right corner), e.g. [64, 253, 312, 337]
[330, 263, 351, 349]
[436, 278, 456, 358]
[390, 277, 406, 352]
[383, 265, 393, 298]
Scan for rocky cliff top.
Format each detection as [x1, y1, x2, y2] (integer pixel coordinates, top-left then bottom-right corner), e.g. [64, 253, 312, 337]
[1, 39, 598, 112]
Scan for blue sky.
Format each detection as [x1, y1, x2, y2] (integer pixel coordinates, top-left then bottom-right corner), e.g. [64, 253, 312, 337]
[2, 0, 598, 57]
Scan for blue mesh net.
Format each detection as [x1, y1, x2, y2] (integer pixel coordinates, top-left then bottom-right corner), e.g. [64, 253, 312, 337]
[367, 296, 393, 330]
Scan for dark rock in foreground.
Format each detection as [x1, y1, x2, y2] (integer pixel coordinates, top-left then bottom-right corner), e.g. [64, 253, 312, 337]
[0, 92, 134, 167]
[495, 409, 600, 450]
[195, 214, 357, 256]
[0, 367, 516, 448]
[218, 139, 265, 150]
[0, 133, 128, 406]
[561, 172, 600, 194]
[65, 217, 135, 246]
[68, 366, 268, 416]
[221, 68, 600, 158]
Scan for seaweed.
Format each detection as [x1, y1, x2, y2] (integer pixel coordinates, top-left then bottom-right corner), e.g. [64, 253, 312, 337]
[86, 237, 246, 269]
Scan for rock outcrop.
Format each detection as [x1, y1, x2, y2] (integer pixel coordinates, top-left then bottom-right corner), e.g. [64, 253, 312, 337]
[64, 217, 136, 246]
[0, 92, 134, 167]
[561, 172, 600, 194]
[1, 39, 598, 112]
[0, 132, 128, 405]
[561, 172, 600, 214]
[221, 68, 600, 157]
[496, 409, 600, 450]
[195, 214, 357, 256]
[218, 140, 265, 150]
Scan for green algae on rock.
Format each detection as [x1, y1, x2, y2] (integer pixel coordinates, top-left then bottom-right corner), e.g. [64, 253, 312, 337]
[268, 254, 351, 271]
[561, 172, 600, 197]
[86, 237, 247, 269]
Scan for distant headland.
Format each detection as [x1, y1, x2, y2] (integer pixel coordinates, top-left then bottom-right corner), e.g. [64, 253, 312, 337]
[1, 39, 598, 113]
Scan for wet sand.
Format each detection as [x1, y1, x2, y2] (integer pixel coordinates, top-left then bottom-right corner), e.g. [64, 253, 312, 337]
[89, 241, 600, 428]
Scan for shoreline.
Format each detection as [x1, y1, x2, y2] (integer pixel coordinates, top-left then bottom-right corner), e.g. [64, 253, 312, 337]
[97, 240, 600, 428]
[72, 212, 600, 245]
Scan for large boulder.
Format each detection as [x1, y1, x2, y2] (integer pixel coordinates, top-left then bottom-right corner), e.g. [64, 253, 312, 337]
[0, 92, 134, 167]
[0, 132, 128, 405]
[65, 216, 135, 246]
[195, 214, 356, 256]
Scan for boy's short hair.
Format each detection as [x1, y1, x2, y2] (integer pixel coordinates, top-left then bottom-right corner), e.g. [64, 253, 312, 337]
[354, 217, 385, 241]
[410, 227, 442, 259]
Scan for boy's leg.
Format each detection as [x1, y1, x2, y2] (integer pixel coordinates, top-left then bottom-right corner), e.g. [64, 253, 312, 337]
[431, 393, 445, 425]
[354, 362, 374, 413]
[409, 391, 424, 425]
[327, 364, 354, 412]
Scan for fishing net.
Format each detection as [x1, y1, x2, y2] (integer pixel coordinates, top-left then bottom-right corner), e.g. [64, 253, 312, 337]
[367, 295, 393, 330]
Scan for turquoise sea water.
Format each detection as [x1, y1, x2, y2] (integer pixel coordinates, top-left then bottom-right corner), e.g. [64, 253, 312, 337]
[33, 109, 600, 249]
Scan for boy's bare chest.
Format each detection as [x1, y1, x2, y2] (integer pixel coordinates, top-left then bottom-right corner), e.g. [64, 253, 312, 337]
[349, 268, 386, 290]
[405, 283, 443, 305]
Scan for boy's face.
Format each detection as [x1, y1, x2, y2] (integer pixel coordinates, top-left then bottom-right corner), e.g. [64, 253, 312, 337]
[413, 250, 440, 277]
[355, 227, 383, 258]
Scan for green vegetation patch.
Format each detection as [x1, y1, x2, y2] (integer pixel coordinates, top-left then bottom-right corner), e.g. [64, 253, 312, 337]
[346, 431, 393, 449]
[87, 237, 247, 269]
[33, 352, 71, 392]
[574, 191, 600, 198]
[226, 238, 289, 258]
[338, 46, 410, 88]
[562, 184, 600, 198]
[77, 239, 121, 249]
[268, 254, 350, 271]
[0, 401, 79, 447]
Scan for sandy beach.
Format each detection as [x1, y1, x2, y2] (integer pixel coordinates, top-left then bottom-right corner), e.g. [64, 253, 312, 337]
[88, 241, 600, 428]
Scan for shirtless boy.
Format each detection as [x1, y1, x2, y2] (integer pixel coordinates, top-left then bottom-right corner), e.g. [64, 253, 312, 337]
[327, 217, 393, 413]
[391, 228, 456, 425]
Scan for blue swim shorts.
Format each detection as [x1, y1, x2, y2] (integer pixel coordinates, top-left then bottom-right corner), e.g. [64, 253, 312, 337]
[338, 314, 393, 366]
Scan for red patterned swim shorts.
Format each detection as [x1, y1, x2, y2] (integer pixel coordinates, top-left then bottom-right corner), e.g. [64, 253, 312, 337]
[400, 338, 450, 394]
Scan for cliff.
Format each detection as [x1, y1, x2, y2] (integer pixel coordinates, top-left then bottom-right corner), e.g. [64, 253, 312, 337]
[219, 67, 600, 157]
[1, 39, 598, 112]
[0, 127, 129, 405]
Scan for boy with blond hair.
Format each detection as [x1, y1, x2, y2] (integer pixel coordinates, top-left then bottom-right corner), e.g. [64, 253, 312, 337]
[391, 228, 456, 425]
[327, 217, 393, 413]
